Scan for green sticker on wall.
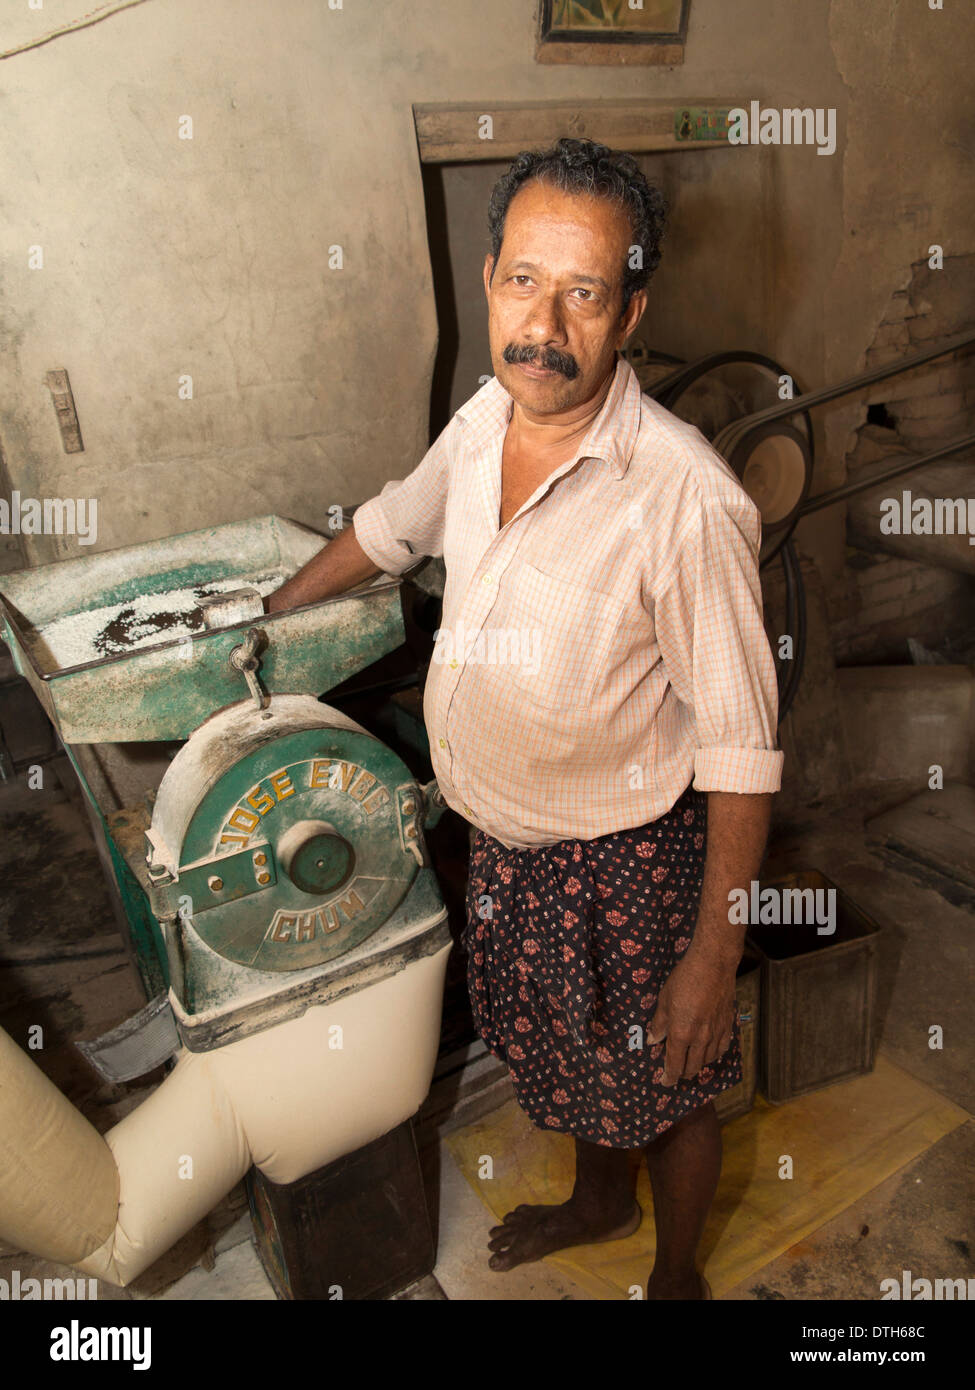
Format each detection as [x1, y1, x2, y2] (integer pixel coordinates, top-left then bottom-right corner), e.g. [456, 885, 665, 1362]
[674, 107, 733, 142]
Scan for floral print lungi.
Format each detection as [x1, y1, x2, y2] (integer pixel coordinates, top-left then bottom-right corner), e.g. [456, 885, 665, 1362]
[464, 783, 742, 1147]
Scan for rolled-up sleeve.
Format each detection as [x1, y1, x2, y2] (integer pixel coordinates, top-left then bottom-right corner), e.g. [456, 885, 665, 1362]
[654, 495, 785, 794]
[352, 423, 453, 577]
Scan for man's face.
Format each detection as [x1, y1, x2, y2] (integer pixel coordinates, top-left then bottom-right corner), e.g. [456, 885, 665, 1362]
[483, 180, 647, 417]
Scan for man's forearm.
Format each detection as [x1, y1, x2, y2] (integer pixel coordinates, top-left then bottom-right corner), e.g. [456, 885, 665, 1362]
[689, 790, 773, 966]
[267, 522, 383, 613]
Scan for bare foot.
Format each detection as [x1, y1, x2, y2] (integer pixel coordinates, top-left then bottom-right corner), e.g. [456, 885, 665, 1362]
[646, 1271, 710, 1300]
[487, 1200, 642, 1271]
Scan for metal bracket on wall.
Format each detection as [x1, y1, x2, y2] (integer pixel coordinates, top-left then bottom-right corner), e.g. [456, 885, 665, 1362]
[44, 369, 84, 454]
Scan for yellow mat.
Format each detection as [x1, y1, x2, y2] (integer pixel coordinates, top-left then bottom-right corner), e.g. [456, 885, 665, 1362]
[445, 1055, 968, 1299]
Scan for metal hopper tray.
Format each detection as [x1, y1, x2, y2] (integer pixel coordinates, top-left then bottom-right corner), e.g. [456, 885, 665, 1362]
[0, 515, 402, 743]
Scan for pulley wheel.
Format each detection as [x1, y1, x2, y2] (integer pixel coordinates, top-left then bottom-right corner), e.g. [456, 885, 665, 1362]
[622, 341, 686, 395]
[714, 418, 814, 565]
[649, 351, 814, 565]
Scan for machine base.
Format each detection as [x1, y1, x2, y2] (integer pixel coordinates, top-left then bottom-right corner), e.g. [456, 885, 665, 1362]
[246, 1117, 435, 1300]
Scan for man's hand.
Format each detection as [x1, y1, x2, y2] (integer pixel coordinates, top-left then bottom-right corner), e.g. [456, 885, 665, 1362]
[646, 789, 773, 1086]
[647, 948, 738, 1085]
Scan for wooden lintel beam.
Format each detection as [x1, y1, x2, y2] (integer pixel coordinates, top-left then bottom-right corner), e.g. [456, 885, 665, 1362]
[413, 99, 745, 164]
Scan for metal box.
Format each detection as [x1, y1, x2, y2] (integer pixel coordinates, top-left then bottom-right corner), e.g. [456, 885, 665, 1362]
[247, 1118, 434, 1300]
[746, 870, 880, 1104]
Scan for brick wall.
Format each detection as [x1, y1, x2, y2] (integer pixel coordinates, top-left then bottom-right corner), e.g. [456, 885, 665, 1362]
[831, 545, 975, 666]
[833, 254, 975, 664]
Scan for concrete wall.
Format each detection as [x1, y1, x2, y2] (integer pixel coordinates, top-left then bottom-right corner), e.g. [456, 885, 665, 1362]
[835, 666, 975, 815]
[1, 0, 971, 595]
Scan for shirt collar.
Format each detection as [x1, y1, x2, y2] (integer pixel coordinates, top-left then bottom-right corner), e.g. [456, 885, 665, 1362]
[455, 354, 641, 480]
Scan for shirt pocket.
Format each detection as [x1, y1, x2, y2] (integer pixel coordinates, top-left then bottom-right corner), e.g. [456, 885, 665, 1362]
[499, 562, 625, 711]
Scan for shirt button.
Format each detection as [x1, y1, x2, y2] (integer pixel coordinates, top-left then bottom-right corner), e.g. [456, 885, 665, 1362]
[463, 805, 472, 816]
[482, 573, 493, 584]
[449, 658, 458, 668]
[438, 737, 446, 748]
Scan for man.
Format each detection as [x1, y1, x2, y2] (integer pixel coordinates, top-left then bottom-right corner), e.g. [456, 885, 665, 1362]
[269, 138, 783, 1300]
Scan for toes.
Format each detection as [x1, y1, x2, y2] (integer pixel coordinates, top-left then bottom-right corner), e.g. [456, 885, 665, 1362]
[485, 1202, 582, 1272]
[487, 1232, 516, 1252]
[493, 1212, 534, 1236]
[490, 1215, 527, 1239]
[487, 1219, 545, 1266]
[488, 1251, 516, 1272]
[488, 1233, 541, 1271]
[501, 1205, 535, 1223]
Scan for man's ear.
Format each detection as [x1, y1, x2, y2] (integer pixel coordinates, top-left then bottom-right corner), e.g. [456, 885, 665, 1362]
[483, 254, 496, 302]
[619, 288, 648, 347]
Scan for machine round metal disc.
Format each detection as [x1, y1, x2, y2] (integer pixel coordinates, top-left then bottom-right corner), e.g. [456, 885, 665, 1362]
[150, 697, 424, 973]
[277, 819, 355, 895]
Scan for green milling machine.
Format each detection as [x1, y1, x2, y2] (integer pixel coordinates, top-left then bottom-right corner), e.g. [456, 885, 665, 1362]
[0, 514, 453, 1299]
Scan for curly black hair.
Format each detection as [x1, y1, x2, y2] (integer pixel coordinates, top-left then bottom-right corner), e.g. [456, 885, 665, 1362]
[487, 137, 667, 314]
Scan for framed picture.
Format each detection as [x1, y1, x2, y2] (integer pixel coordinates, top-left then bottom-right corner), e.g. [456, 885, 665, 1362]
[537, 0, 690, 66]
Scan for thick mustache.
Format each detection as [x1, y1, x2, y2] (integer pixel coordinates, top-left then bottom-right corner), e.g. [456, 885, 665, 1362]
[503, 343, 579, 380]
